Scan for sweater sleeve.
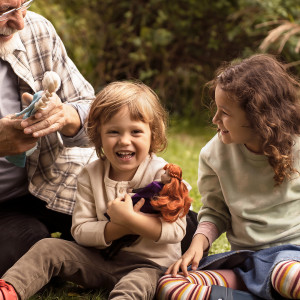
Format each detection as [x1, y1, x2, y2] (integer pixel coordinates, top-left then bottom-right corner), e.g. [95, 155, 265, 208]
[194, 221, 220, 246]
[197, 147, 232, 235]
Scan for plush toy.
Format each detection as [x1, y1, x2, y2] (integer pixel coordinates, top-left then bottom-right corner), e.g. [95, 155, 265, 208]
[6, 71, 61, 167]
[102, 163, 193, 258]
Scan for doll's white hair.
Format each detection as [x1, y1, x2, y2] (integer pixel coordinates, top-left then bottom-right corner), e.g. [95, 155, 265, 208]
[42, 71, 61, 93]
[34, 72, 61, 111]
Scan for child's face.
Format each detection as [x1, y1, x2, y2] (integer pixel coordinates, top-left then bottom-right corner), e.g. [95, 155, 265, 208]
[212, 84, 262, 153]
[100, 106, 151, 181]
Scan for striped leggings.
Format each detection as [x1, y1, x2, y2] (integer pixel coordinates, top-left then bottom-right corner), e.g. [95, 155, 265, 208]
[156, 260, 300, 299]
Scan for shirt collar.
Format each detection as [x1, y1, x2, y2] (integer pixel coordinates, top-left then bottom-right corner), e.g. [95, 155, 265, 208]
[13, 32, 26, 52]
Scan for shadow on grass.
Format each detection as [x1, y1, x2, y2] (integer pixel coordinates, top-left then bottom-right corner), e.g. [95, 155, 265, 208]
[29, 279, 108, 300]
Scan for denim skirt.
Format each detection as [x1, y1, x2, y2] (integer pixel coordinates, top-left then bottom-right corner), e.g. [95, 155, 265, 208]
[191, 244, 300, 300]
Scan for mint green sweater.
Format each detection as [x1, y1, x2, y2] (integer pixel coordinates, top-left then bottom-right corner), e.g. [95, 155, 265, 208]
[198, 134, 300, 251]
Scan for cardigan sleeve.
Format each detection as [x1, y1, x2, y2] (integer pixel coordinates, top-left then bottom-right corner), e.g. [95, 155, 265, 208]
[71, 168, 110, 248]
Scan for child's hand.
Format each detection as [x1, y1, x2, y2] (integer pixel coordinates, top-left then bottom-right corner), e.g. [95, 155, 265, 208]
[132, 198, 145, 213]
[107, 195, 162, 240]
[165, 234, 208, 277]
[107, 194, 134, 226]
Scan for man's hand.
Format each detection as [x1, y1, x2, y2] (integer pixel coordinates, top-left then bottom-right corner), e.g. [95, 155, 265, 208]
[0, 116, 38, 156]
[20, 92, 81, 138]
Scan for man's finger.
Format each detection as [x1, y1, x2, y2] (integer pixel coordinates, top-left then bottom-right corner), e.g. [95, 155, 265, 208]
[21, 92, 33, 106]
[10, 117, 25, 131]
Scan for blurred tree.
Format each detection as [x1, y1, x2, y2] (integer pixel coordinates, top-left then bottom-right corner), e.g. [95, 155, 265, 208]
[31, 0, 300, 119]
[236, 0, 300, 68]
[257, 3, 300, 68]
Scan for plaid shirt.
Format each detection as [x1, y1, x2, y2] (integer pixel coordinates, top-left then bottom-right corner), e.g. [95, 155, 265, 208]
[1, 12, 97, 215]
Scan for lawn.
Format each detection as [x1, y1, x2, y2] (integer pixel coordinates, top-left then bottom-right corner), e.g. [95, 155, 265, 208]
[29, 121, 230, 299]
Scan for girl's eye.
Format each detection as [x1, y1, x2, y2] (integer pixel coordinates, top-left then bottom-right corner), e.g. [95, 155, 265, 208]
[219, 109, 230, 116]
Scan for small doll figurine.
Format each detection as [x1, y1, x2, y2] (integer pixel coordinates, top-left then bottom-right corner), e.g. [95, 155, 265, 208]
[6, 71, 61, 167]
[103, 163, 193, 258]
[131, 163, 192, 222]
[15, 71, 61, 119]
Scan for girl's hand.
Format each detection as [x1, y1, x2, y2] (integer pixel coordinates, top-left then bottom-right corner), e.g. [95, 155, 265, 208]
[165, 234, 209, 277]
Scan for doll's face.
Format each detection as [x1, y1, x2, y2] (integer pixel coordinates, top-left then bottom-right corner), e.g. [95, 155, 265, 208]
[161, 169, 171, 184]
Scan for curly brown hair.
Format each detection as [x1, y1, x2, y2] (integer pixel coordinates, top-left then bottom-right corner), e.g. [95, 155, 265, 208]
[86, 81, 168, 159]
[207, 54, 300, 185]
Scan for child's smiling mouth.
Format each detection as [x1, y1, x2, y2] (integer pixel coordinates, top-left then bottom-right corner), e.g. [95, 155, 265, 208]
[116, 151, 135, 159]
[217, 127, 229, 134]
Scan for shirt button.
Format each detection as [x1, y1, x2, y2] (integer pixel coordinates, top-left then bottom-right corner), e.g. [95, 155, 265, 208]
[119, 188, 124, 193]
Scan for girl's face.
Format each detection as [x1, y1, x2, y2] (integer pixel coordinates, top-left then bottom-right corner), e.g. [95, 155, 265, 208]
[100, 106, 152, 181]
[212, 84, 262, 153]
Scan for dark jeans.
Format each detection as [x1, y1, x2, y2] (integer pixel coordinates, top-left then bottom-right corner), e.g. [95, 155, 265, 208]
[0, 194, 73, 276]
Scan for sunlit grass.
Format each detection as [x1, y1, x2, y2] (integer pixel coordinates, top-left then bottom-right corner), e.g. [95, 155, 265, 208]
[161, 119, 215, 212]
[29, 121, 230, 299]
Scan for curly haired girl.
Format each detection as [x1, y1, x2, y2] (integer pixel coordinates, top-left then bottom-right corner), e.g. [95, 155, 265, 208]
[157, 54, 300, 300]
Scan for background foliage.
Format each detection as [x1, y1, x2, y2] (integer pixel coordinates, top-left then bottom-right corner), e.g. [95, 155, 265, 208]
[32, 0, 300, 121]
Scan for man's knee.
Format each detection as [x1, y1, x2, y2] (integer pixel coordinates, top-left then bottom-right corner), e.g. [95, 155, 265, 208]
[0, 214, 50, 276]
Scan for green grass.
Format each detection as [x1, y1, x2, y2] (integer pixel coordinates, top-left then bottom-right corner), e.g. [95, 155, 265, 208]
[29, 122, 230, 299]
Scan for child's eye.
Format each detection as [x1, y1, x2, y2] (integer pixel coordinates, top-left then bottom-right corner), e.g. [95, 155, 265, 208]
[222, 110, 229, 116]
[107, 130, 119, 135]
[132, 130, 142, 134]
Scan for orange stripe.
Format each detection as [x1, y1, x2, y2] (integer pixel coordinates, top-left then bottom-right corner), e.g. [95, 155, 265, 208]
[278, 262, 293, 294]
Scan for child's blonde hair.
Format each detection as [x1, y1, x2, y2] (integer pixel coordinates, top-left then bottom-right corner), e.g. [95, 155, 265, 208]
[87, 81, 168, 159]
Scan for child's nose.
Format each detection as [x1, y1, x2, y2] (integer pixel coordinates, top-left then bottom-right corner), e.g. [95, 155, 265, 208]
[119, 134, 131, 145]
[212, 113, 220, 124]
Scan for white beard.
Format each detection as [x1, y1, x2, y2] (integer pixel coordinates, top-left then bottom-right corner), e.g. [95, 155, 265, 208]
[0, 27, 19, 57]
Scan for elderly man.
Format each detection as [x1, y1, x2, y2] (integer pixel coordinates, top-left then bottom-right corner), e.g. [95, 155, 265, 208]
[0, 0, 96, 276]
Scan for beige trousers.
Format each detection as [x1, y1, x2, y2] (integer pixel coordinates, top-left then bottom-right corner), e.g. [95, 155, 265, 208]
[2, 238, 165, 300]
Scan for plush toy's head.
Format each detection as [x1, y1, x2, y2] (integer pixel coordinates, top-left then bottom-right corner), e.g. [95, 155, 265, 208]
[42, 71, 61, 93]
